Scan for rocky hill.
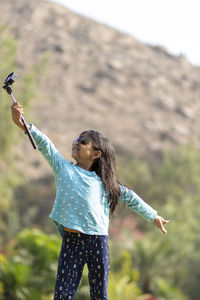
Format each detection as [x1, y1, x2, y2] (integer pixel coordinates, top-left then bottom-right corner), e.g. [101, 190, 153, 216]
[1, 0, 200, 178]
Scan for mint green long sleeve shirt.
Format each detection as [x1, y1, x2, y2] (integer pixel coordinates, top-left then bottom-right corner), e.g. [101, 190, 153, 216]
[30, 124, 157, 237]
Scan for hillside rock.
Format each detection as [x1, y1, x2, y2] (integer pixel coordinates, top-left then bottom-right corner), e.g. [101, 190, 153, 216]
[1, 0, 200, 178]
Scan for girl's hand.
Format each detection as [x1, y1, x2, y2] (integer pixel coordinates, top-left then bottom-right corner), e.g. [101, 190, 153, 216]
[11, 102, 25, 131]
[154, 215, 170, 235]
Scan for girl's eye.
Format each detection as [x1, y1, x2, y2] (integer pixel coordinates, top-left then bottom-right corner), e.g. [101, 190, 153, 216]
[79, 137, 90, 145]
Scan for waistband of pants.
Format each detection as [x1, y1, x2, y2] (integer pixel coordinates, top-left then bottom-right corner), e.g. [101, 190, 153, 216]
[63, 230, 108, 239]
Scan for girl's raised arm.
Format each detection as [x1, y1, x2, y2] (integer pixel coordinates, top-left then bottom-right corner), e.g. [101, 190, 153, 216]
[11, 102, 65, 173]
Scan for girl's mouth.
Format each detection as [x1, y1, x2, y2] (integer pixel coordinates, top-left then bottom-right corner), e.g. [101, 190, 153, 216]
[72, 147, 80, 152]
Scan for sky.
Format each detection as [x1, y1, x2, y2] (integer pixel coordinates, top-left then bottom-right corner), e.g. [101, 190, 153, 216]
[52, 0, 200, 66]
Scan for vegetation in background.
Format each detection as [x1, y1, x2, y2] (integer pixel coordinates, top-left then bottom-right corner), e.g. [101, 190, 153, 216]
[1, 143, 200, 299]
[0, 228, 149, 300]
[113, 144, 200, 299]
[0, 229, 60, 300]
[0, 24, 49, 246]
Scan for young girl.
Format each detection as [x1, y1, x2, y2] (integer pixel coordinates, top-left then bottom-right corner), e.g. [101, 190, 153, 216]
[11, 102, 169, 300]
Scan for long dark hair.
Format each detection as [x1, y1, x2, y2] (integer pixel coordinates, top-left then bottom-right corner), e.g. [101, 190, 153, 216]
[80, 130, 121, 214]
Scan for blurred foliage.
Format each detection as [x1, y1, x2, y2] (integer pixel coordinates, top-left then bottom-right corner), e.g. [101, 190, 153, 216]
[108, 250, 142, 299]
[2, 139, 200, 299]
[14, 175, 56, 231]
[0, 228, 60, 300]
[0, 229, 144, 300]
[0, 24, 28, 246]
[117, 143, 200, 205]
[0, 24, 17, 158]
[0, 24, 50, 246]
[114, 143, 200, 299]
[0, 226, 189, 300]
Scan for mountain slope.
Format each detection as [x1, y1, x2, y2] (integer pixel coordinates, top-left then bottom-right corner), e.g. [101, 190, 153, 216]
[1, 0, 200, 177]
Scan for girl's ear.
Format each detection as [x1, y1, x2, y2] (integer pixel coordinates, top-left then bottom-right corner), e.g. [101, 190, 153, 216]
[92, 150, 102, 160]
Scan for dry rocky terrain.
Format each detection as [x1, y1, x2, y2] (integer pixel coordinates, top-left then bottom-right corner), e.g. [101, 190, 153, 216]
[1, 0, 200, 178]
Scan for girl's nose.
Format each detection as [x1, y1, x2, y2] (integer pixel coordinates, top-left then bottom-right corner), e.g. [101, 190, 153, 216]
[73, 136, 80, 145]
[72, 141, 79, 147]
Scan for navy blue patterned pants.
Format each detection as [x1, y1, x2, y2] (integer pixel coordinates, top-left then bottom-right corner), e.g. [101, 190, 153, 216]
[54, 231, 110, 300]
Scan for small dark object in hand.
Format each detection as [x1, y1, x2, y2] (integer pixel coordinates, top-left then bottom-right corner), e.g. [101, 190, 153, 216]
[3, 72, 17, 94]
[2, 72, 37, 149]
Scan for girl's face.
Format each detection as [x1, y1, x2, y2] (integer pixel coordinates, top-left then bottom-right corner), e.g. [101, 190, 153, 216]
[71, 134, 100, 167]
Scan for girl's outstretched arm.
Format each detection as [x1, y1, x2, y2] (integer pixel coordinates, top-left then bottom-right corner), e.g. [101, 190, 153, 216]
[119, 185, 170, 235]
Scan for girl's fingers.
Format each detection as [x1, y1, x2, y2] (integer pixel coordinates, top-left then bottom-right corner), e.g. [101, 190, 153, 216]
[162, 219, 170, 224]
[11, 103, 23, 112]
[162, 223, 167, 233]
[11, 102, 22, 108]
[154, 216, 169, 235]
[159, 221, 167, 235]
[159, 220, 165, 232]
